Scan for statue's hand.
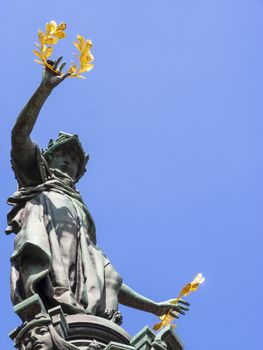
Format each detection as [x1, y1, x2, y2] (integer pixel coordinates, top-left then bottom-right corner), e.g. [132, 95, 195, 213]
[154, 299, 190, 318]
[41, 56, 70, 89]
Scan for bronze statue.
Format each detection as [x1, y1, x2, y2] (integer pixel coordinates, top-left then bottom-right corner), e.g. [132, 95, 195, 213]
[7, 58, 189, 325]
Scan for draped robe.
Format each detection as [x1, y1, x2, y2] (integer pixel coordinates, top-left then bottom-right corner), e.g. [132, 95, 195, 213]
[6, 146, 109, 315]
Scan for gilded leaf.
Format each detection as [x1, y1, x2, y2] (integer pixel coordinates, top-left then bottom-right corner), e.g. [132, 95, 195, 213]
[73, 74, 86, 79]
[153, 322, 163, 331]
[33, 50, 42, 59]
[45, 36, 59, 45]
[80, 54, 88, 67]
[77, 34, 85, 47]
[180, 283, 192, 297]
[53, 30, 66, 39]
[46, 46, 53, 58]
[38, 29, 45, 46]
[80, 49, 93, 62]
[80, 53, 93, 66]
[68, 65, 77, 74]
[73, 41, 81, 51]
[87, 52, 94, 62]
[153, 312, 174, 331]
[192, 273, 205, 285]
[57, 22, 66, 30]
[41, 44, 47, 53]
[86, 39, 92, 48]
[47, 20, 57, 34]
[45, 22, 51, 35]
[78, 63, 94, 74]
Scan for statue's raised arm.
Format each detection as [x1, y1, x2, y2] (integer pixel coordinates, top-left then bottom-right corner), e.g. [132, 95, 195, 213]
[11, 58, 69, 187]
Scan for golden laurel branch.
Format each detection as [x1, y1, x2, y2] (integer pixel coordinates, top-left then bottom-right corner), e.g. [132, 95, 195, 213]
[153, 273, 205, 331]
[33, 20, 94, 79]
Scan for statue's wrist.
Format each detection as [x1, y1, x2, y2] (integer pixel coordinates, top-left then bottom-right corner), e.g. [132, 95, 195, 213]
[149, 301, 158, 315]
[39, 82, 53, 95]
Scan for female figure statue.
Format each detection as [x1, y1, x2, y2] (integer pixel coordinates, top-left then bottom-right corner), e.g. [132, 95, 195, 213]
[7, 58, 188, 324]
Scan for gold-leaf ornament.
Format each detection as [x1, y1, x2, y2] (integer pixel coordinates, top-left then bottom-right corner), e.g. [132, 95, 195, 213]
[33, 20, 94, 79]
[68, 35, 94, 79]
[153, 273, 205, 331]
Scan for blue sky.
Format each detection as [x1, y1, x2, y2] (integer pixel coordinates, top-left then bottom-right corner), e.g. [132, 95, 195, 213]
[1, 1, 263, 349]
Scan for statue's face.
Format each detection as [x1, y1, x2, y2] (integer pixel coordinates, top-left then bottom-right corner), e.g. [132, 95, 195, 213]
[23, 325, 53, 350]
[48, 143, 81, 181]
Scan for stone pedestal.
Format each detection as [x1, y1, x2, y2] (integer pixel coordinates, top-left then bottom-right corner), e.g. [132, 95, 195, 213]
[10, 297, 184, 350]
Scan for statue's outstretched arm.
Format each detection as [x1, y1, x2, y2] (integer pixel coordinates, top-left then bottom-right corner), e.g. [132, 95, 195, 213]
[12, 58, 69, 160]
[118, 283, 189, 317]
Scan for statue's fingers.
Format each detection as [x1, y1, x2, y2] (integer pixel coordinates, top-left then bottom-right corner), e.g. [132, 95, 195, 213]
[177, 309, 185, 315]
[59, 61, 66, 72]
[179, 306, 189, 312]
[60, 72, 71, 81]
[178, 299, 190, 306]
[47, 59, 55, 66]
[170, 312, 179, 318]
[172, 305, 185, 315]
[54, 56, 63, 69]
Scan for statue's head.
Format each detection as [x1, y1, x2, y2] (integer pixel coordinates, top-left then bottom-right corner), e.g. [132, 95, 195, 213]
[43, 132, 89, 182]
[14, 314, 79, 350]
[22, 324, 53, 350]
[13, 315, 52, 350]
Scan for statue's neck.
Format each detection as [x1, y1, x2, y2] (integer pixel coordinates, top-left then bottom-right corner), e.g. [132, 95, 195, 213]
[50, 168, 76, 188]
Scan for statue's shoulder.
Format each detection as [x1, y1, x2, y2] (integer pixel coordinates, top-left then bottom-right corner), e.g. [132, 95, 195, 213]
[11, 144, 51, 188]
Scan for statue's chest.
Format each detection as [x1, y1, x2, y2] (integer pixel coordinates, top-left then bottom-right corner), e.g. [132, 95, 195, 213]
[44, 190, 85, 233]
